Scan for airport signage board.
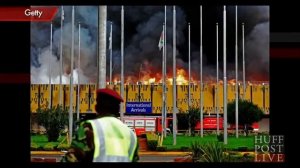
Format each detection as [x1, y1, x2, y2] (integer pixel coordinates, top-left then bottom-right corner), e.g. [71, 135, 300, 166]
[126, 102, 152, 114]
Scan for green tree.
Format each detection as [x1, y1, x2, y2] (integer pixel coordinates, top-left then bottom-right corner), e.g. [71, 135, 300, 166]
[188, 107, 200, 137]
[177, 112, 189, 130]
[178, 108, 200, 136]
[35, 105, 68, 142]
[227, 99, 264, 136]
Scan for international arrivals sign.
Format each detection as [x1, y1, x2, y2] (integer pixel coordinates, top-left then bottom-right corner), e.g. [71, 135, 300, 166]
[126, 102, 152, 114]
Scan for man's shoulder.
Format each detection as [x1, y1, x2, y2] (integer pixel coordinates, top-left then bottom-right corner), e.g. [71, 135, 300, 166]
[76, 121, 93, 140]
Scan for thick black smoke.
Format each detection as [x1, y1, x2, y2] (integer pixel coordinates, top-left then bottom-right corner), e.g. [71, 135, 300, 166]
[240, 6, 269, 81]
[228, 6, 269, 81]
[187, 5, 269, 82]
[108, 6, 187, 82]
[31, 6, 269, 84]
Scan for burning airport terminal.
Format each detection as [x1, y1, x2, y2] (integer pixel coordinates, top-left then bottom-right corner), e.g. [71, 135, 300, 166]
[30, 6, 269, 136]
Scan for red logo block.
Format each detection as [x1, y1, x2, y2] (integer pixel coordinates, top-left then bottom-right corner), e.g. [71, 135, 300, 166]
[0, 6, 58, 22]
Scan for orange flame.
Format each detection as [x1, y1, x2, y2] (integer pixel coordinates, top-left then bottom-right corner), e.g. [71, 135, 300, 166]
[111, 68, 195, 85]
[228, 79, 236, 85]
[110, 74, 267, 86]
[166, 68, 189, 85]
[149, 78, 156, 84]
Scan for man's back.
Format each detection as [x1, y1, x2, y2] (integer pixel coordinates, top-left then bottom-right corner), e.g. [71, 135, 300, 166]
[62, 117, 139, 162]
[87, 117, 137, 162]
[62, 88, 139, 162]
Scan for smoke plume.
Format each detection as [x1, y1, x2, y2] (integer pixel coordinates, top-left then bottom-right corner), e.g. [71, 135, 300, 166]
[31, 6, 269, 84]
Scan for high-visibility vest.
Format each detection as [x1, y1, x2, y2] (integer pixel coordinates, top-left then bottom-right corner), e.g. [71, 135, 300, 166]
[87, 117, 137, 162]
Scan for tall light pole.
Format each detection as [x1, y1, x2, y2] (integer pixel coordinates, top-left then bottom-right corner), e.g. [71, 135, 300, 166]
[172, 5, 177, 145]
[200, 5, 204, 138]
[120, 6, 125, 122]
[76, 22, 81, 121]
[242, 23, 246, 100]
[49, 22, 53, 109]
[164, 5, 167, 137]
[223, 5, 228, 145]
[69, 6, 75, 144]
[98, 6, 107, 89]
[109, 22, 113, 84]
[59, 6, 64, 106]
[188, 22, 191, 136]
[235, 5, 239, 138]
[216, 22, 220, 135]
[161, 23, 165, 138]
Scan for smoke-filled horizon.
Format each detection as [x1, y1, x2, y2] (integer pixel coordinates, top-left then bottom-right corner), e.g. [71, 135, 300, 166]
[31, 6, 269, 84]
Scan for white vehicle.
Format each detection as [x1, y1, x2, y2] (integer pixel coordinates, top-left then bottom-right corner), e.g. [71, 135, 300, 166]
[166, 128, 171, 134]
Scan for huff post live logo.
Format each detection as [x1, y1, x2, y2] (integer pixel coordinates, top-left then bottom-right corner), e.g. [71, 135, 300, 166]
[254, 135, 284, 162]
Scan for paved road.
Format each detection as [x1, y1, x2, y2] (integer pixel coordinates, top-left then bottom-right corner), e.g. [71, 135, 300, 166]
[31, 154, 64, 162]
[31, 152, 186, 162]
[139, 155, 182, 162]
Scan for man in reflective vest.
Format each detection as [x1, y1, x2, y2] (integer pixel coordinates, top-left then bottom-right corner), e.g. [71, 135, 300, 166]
[62, 88, 139, 162]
